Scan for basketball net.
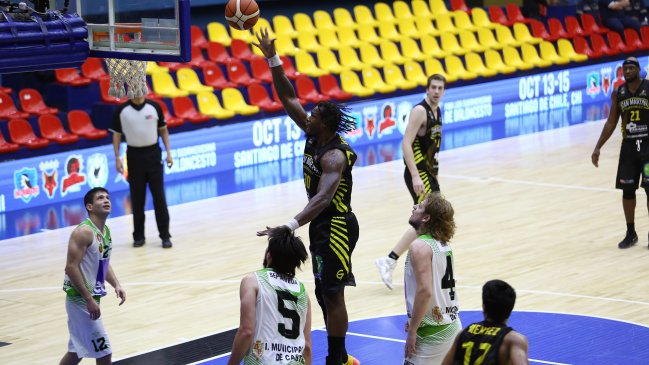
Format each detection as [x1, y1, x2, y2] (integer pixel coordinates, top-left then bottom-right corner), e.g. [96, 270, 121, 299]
[104, 58, 148, 99]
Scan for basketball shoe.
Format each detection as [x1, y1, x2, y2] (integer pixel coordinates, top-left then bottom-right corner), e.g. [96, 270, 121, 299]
[345, 354, 360, 365]
[375, 256, 397, 289]
[618, 231, 638, 249]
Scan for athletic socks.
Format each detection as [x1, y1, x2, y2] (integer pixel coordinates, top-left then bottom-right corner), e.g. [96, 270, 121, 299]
[326, 336, 347, 365]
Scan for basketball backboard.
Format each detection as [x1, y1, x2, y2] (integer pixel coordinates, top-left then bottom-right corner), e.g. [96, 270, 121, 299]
[50, 0, 190, 62]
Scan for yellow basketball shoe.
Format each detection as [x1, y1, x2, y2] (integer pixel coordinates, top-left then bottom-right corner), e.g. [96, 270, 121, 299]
[344, 354, 360, 365]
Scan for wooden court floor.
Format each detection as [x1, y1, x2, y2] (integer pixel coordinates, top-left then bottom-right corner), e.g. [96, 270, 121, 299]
[1, 120, 648, 364]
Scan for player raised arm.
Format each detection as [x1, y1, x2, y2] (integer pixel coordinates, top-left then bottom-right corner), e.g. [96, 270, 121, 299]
[252, 28, 308, 131]
[592, 90, 621, 167]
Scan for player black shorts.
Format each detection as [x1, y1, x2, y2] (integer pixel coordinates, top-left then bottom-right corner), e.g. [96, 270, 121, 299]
[404, 167, 440, 204]
[616, 139, 649, 189]
[309, 212, 359, 293]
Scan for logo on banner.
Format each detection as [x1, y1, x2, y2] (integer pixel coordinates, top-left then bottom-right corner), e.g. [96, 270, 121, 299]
[363, 106, 378, 139]
[87, 153, 109, 188]
[613, 63, 625, 90]
[397, 101, 412, 135]
[378, 102, 397, 137]
[601, 67, 612, 95]
[344, 112, 363, 143]
[13, 167, 40, 203]
[61, 155, 87, 196]
[39, 160, 59, 199]
[586, 72, 601, 97]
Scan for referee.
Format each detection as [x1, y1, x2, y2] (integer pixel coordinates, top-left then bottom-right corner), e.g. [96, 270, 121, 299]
[110, 96, 173, 249]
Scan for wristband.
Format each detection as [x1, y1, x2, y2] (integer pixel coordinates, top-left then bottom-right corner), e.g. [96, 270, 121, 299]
[267, 54, 283, 68]
[285, 218, 299, 231]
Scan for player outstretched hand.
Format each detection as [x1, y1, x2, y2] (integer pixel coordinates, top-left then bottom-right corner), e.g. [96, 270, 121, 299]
[256, 226, 273, 236]
[251, 27, 276, 58]
[591, 148, 600, 167]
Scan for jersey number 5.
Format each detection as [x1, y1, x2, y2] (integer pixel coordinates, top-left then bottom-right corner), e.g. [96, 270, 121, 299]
[441, 255, 456, 300]
[276, 290, 300, 339]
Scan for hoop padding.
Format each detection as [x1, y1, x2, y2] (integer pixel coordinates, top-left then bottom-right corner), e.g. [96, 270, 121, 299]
[104, 59, 148, 99]
[0, 10, 88, 73]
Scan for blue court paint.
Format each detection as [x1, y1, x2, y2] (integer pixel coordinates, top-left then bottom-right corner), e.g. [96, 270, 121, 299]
[202, 311, 649, 365]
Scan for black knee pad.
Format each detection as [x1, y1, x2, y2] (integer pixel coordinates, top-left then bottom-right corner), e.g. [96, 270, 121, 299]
[623, 188, 636, 200]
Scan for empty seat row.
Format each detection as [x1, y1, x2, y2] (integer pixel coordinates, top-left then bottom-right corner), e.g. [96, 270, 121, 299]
[0, 89, 58, 120]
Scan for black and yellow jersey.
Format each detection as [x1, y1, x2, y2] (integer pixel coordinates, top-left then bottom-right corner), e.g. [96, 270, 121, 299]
[452, 321, 513, 365]
[303, 134, 356, 216]
[618, 79, 649, 140]
[409, 100, 442, 175]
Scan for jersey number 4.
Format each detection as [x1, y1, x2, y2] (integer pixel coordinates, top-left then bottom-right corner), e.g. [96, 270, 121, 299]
[441, 255, 456, 300]
[276, 290, 301, 339]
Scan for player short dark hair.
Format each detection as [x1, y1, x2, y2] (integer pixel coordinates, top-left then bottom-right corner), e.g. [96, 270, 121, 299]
[84, 187, 109, 213]
[482, 279, 517, 323]
[420, 192, 456, 242]
[427, 74, 446, 89]
[266, 226, 308, 277]
[315, 101, 356, 134]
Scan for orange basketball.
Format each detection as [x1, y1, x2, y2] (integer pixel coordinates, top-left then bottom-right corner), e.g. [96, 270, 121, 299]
[224, 0, 260, 31]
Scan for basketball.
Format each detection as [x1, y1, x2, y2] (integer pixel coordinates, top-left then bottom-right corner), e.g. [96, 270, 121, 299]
[224, 0, 260, 31]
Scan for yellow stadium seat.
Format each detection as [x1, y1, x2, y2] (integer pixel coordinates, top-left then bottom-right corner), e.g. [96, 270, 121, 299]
[379, 40, 407, 65]
[502, 46, 534, 71]
[196, 91, 235, 119]
[484, 50, 517, 74]
[400, 38, 426, 62]
[317, 48, 345, 73]
[471, 8, 496, 29]
[459, 30, 487, 53]
[297, 32, 322, 53]
[404, 60, 428, 87]
[176, 68, 213, 94]
[146, 62, 169, 75]
[393, 1, 414, 20]
[412, 0, 434, 20]
[295, 50, 328, 77]
[425, 58, 458, 83]
[337, 27, 361, 48]
[338, 46, 365, 71]
[221, 88, 259, 116]
[273, 15, 298, 39]
[513, 23, 541, 45]
[354, 5, 379, 27]
[362, 67, 397, 93]
[314, 10, 336, 31]
[398, 19, 420, 39]
[357, 24, 382, 45]
[274, 36, 298, 56]
[436, 13, 459, 34]
[293, 13, 318, 35]
[360, 43, 387, 68]
[429, 0, 451, 17]
[230, 28, 255, 43]
[252, 18, 275, 39]
[557, 39, 588, 62]
[454, 12, 478, 32]
[495, 25, 523, 47]
[384, 64, 418, 90]
[378, 22, 406, 42]
[521, 43, 552, 68]
[340, 70, 374, 97]
[334, 7, 357, 30]
[416, 18, 441, 37]
[375, 2, 397, 24]
[465, 52, 498, 77]
[477, 28, 503, 50]
[206, 22, 231, 46]
[151, 72, 189, 98]
[420, 34, 448, 59]
[440, 33, 467, 56]
[318, 28, 341, 50]
[539, 41, 571, 65]
[445, 55, 478, 80]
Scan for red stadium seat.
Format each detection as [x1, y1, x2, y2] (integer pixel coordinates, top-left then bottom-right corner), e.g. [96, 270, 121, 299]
[230, 39, 260, 62]
[0, 92, 30, 120]
[489, 6, 514, 26]
[296, 75, 330, 103]
[81, 58, 110, 81]
[202, 64, 237, 89]
[187, 46, 214, 69]
[607, 31, 636, 54]
[581, 13, 609, 35]
[529, 19, 556, 41]
[564, 16, 588, 38]
[318, 74, 353, 101]
[150, 98, 184, 128]
[226, 59, 257, 86]
[641, 26, 649, 46]
[172, 96, 211, 123]
[247, 83, 283, 112]
[624, 29, 648, 51]
[37, 114, 79, 145]
[54, 68, 92, 86]
[8, 118, 49, 149]
[548, 18, 569, 39]
[505, 4, 531, 24]
[589, 33, 617, 56]
[450, 0, 470, 12]
[0, 86, 12, 93]
[0, 128, 19, 153]
[67, 110, 109, 140]
[191, 25, 209, 49]
[250, 57, 273, 83]
[572, 36, 602, 58]
[158, 61, 190, 71]
[18, 88, 58, 115]
[206, 42, 232, 64]
[280, 56, 298, 79]
[99, 79, 128, 104]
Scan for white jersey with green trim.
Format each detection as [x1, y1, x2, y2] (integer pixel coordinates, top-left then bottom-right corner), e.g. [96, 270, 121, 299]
[62, 218, 112, 304]
[404, 234, 461, 342]
[244, 268, 308, 365]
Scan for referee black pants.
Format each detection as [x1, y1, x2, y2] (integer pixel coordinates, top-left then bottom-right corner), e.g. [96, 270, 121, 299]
[126, 144, 170, 241]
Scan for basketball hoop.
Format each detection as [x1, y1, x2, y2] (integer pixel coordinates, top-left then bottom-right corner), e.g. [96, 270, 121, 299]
[104, 58, 148, 99]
